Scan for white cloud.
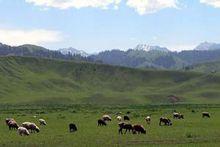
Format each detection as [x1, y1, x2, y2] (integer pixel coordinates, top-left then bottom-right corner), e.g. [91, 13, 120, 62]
[0, 28, 61, 46]
[25, 0, 121, 9]
[126, 0, 179, 15]
[200, 0, 220, 8]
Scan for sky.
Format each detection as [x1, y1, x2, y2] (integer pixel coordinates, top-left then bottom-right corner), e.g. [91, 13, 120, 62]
[0, 0, 220, 53]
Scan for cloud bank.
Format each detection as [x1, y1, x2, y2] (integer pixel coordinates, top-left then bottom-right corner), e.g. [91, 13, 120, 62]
[25, 0, 121, 9]
[25, 0, 180, 14]
[200, 0, 220, 8]
[25, 0, 220, 15]
[126, 0, 179, 15]
[0, 28, 61, 46]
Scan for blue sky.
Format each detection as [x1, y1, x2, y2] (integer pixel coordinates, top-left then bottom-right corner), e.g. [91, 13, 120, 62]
[0, 0, 220, 53]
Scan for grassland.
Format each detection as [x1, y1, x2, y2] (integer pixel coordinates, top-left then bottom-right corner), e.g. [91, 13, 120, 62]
[0, 104, 220, 146]
[1, 56, 220, 105]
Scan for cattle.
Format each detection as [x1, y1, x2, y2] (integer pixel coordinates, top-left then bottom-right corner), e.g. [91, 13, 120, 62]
[132, 125, 146, 134]
[124, 115, 130, 121]
[69, 123, 77, 132]
[145, 116, 151, 124]
[118, 122, 133, 134]
[116, 116, 122, 121]
[22, 122, 40, 133]
[98, 119, 107, 126]
[202, 112, 210, 118]
[18, 127, 30, 136]
[39, 119, 47, 125]
[102, 115, 112, 121]
[173, 113, 184, 119]
[159, 117, 172, 126]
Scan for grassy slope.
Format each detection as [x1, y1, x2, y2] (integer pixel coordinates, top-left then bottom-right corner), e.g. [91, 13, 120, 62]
[0, 56, 220, 105]
[189, 60, 220, 73]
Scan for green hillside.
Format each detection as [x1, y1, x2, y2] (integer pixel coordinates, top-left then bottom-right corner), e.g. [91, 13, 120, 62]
[187, 60, 220, 73]
[0, 56, 220, 105]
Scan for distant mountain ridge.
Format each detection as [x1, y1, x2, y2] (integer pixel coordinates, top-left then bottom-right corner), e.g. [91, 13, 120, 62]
[1, 42, 220, 70]
[0, 42, 89, 62]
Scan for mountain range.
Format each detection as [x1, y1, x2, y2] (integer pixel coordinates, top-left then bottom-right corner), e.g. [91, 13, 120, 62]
[1, 42, 220, 70]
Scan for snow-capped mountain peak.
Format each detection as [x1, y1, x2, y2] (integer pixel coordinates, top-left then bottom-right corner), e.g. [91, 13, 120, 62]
[59, 47, 89, 57]
[134, 44, 169, 52]
[194, 42, 220, 51]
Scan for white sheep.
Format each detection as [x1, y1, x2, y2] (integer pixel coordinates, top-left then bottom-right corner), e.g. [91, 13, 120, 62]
[22, 122, 40, 133]
[116, 116, 122, 121]
[145, 116, 151, 124]
[102, 115, 112, 121]
[18, 127, 30, 136]
[39, 119, 47, 125]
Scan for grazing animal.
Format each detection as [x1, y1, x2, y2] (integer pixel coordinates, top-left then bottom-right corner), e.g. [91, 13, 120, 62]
[159, 117, 172, 126]
[126, 111, 131, 114]
[8, 120, 19, 130]
[102, 115, 112, 121]
[98, 119, 107, 126]
[5, 118, 14, 125]
[39, 119, 47, 125]
[132, 125, 146, 134]
[202, 112, 210, 118]
[118, 122, 133, 134]
[124, 115, 130, 121]
[18, 127, 30, 136]
[173, 113, 184, 119]
[116, 116, 122, 121]
[69, 123, 77, 132]
[145, 116, 151, 124]
[22, 122, 40, 133]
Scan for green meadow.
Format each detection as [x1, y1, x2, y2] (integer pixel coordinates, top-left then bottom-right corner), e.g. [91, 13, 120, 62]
[0, 105, 220, 146]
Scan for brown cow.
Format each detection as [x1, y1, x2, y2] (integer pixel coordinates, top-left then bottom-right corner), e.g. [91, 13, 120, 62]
[118, 122, 133, 134]
[132, 125, 146, 134]
[159, 117, 172, 126]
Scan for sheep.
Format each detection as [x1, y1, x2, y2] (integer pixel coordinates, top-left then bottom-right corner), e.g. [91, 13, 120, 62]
[18, 127, 30, 136]
[22, 122, 40, 133]
[173, 112, 184, 119]
[102, 115, 112, 121]
[8, 120, 19, 130]
[5, 118, 14, 125]
[145, 116, 151, 124]
[118, 122, 133, 134]
[159, 117, 172, 126]
[132, 125, 146, 134]
[39, 119, 47, 125]
[69, 123, 77, 132]
[98, 119, 107, 126]
[116, 116, 122, 121]
[123, 115, 130, 121]
[202, 112, 210, 118]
